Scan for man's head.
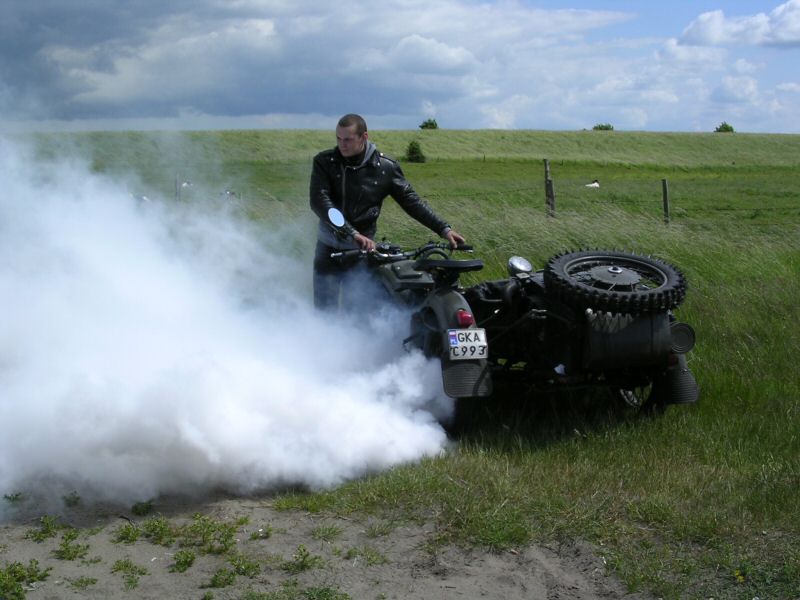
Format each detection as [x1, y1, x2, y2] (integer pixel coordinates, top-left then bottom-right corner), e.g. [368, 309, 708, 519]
[336, 114, 368, 158]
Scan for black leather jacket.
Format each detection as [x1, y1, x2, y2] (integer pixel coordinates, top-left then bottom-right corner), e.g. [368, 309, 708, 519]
[310, 142, 450, 245]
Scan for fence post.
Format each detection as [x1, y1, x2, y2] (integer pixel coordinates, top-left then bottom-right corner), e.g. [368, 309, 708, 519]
[544, 159, 556, 217]
[662, 178, 670, 224]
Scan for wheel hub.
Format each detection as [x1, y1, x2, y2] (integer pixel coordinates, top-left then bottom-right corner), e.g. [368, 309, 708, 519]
[588, 264, 641, 286]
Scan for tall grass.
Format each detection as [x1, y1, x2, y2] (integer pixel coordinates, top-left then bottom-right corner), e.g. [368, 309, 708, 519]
[17, 129, 800, 599]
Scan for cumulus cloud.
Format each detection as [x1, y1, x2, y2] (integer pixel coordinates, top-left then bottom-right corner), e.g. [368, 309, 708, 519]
[712, 75, 761, 103]
[680, 0, 800, 47]
[1, 1, 799, 132]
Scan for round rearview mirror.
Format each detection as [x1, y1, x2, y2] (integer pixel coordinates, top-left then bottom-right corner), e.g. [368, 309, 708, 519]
[507, 256, 533, 276]
[327, 208, 345, 227]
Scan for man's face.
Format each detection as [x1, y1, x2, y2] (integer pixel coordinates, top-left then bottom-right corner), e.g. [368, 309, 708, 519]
[336, 124, 367, 158]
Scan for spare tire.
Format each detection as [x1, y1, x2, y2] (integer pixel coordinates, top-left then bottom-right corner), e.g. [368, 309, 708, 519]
[544, 250, 687, 315]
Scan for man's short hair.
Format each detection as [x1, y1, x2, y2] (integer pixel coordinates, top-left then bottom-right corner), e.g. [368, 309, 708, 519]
[338, 114, 367, 136]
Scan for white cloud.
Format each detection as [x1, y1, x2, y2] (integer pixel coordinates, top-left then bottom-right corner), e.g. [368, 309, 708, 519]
[388, 35, 476, 74]
[712, 76, 760, 103]
[2, 1, 800, 132]
[680, 0, 800, 47]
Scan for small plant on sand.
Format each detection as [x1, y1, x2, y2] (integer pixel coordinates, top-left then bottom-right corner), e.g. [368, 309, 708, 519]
[282, 545, 323, 574]
[3, 492, 24, 504]
[180, 514, 241, 555]
[365, 521, 394, 538]
[169, 549, 196, 573]
[143, 516, 177, 546]
[202, 567, 236, 589]
[111, 558, 148, 590]
[0, 560, 51, 600]
[310, 524, 343, 542]
[113, 521, 140, 544]
[24, 515, 61, 542]
[62, 490, 81, 507]
[68, 576, 98, 590]
[53, 529, 90, 560]
[131, 500, 154, 516]
[249, 524, 273, 540]
[344, 545, 388, 566]
[229, 553, 261, 577]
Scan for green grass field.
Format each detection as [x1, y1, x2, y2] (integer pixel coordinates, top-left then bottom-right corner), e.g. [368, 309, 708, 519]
[22, 129, 800, 598]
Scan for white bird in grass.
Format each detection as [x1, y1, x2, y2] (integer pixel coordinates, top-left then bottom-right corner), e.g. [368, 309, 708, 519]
[585, 179, 600, 188]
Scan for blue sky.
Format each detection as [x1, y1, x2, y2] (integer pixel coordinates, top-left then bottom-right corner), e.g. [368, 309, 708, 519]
[1, 1, 798, 132]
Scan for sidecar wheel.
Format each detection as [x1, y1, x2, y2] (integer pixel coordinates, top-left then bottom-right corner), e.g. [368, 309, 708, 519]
[616, 384, 665, 415]
[544, 250, 686, 315]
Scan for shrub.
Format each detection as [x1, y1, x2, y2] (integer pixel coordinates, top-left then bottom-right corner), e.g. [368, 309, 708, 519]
[715, 121, 735, 133]
[592, 123, 614, 131]
[405, 140, 426, 163]
[419, 118, 439, 130]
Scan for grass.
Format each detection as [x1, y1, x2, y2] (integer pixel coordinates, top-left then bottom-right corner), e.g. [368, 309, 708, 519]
[12, 129, 800, 599]
[111, 558, 148, 590]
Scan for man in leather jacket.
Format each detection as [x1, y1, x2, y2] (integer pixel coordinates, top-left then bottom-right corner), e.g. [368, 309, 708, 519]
[309, 113, 465, 310]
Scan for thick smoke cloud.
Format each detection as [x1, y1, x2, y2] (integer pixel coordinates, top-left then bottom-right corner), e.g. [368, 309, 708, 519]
[0, 139, 451, 509]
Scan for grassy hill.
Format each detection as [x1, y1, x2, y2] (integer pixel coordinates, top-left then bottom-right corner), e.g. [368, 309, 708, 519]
[11, 129, 800, 598]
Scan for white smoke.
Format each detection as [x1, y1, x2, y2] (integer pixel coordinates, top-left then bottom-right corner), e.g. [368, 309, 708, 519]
[0, 139, 451, 508]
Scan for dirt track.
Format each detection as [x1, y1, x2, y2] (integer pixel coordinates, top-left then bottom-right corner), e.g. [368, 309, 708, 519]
[1, 495, 655, 599]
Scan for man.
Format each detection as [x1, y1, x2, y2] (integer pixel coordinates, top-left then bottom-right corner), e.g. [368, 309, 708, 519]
[309, 113, 465, 310]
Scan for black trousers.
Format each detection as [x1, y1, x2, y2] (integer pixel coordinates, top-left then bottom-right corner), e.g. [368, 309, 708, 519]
[312, 240, 377, 312]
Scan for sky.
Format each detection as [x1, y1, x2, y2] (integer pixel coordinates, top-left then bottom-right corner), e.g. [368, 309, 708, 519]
[1, 0, 799, 133]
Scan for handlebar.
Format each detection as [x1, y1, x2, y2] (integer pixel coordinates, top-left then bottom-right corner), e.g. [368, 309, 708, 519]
[330, 241, 473, 261]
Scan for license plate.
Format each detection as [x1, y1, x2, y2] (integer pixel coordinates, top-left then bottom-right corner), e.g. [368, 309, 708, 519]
[447, 328, 488, 360]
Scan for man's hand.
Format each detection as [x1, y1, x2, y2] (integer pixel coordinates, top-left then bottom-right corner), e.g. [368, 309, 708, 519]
[353, 232, 376, 252]
[444, 229, 466, 249]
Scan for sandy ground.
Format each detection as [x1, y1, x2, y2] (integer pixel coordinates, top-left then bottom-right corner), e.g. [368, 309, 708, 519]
[1, 494, 655, 600]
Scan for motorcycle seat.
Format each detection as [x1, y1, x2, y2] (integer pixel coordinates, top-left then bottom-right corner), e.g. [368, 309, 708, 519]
[412, 258, 484, 273]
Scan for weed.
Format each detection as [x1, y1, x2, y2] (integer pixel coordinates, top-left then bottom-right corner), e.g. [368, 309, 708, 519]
[169, 548, 195, 573]
[180, 513, 238, 555]
[113, 521, 140, 544]
[142, 516, 177, 546]
[53, 529, 90, 560]
[303, 587, 352, 600]
[24, 515, 61, 542]
[0, 559, 51, 600]
[202, 567, 236, 589]
[202, 592, 215, 600]
[68, 576, 98, 590]
[365, 522, 394, 538]
[344, 546, 388, 566]
[2, 492, 24, 504]
[111, 558, 148, 590]
[310, 524, 343, 542]
[62, 490, 81, 507]
[229, 552, 261, 577]
[131, 500, 154, 516]
[249, 524, 273, 540]
[282, 545, 323, 574]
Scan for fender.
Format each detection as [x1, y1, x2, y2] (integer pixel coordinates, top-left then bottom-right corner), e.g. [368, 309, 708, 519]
[420, 288, 493, 398]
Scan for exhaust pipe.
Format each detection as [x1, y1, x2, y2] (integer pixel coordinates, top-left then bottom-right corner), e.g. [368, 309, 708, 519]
[654, 353, 699, 405]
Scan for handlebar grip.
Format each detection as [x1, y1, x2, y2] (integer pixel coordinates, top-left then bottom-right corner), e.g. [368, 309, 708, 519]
[330, 249, 365, 259]
[456, 243, 474, 252]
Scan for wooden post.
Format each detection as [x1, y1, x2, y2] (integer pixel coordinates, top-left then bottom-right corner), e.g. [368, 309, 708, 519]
[544, 159, 556, 217]
[662, 178, 670, 224]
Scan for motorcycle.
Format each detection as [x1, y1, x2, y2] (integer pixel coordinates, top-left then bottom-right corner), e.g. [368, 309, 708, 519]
[325, 209, 698, 414]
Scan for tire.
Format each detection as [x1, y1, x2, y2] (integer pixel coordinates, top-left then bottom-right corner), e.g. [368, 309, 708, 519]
[615, 385, 666, 416]
[544, 250, 687, 315]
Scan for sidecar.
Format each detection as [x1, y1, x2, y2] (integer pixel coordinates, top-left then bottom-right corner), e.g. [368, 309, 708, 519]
[463, 250, 699, 411]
